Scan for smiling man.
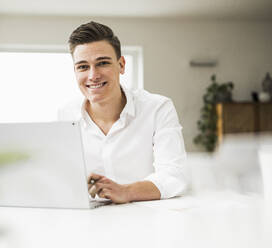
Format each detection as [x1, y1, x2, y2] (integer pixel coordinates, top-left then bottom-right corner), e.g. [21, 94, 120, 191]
[67, 21, 189, 204]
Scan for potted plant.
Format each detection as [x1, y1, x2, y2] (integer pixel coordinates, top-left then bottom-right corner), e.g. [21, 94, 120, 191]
[194, 74, 234, 152]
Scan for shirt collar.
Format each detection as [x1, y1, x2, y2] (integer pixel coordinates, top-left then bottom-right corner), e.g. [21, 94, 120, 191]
[120, 84, 135, 119]
[81, 100, 93, 129]
[80, 84, 136, 125]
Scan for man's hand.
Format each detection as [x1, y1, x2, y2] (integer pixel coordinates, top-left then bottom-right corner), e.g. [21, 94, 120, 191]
[88, 173, 161, 204]
[88, 173, 130, 204]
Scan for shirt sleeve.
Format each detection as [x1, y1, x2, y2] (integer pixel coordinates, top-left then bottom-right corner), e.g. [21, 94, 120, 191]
[144, 98, 190, 199]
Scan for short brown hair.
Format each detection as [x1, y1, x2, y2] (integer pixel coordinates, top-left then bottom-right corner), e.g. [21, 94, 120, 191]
[68, 21, 121, 59]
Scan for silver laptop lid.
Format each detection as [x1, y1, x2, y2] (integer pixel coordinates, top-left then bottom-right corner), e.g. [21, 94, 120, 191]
[0, 121, 90, 209]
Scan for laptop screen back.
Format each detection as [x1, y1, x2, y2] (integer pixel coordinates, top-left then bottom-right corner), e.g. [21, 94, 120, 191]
[0, 122, 90, 209]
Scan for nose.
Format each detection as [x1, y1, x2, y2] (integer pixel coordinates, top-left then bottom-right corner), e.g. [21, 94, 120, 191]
[88, 67, 101, 82]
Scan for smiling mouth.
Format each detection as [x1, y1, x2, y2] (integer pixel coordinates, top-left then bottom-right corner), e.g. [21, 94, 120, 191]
[86, 82, 107, 89]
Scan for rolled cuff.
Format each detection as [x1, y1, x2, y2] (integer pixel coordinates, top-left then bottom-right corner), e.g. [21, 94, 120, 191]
[144, 166, 189, 199]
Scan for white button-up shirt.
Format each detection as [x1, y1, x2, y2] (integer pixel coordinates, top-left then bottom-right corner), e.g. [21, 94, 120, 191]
[59, 86, 188, 199]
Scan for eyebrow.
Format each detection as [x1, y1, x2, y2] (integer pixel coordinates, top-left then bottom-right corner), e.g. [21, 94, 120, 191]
[96, 56, 112, 61]
[74, 56, 112, 65]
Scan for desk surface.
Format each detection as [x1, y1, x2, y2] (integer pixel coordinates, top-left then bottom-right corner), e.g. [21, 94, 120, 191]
[0, 191, 270, 248]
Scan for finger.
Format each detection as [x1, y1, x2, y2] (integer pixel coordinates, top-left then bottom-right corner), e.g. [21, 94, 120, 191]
[103, 189, 112, 200]
[98, 188, 111, 199]
[89, 185, 97, 198]
[88, 184, 97, 191]
[87, 173, 103, 184]
[98, 177, 113, 184]
[88, 184, 92, 191]
[88, 179, 111, 191]
[95, 182, 112, 192]
[98, 189, 104, 198]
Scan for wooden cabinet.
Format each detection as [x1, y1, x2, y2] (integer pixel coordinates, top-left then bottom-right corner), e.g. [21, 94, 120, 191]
[216, 102, 272, 143]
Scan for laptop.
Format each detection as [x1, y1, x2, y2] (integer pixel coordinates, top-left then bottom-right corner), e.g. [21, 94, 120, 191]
[0, 121, 110, 209]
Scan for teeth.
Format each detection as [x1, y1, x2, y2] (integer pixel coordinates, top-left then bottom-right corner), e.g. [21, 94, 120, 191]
[89, 83, 105, 89]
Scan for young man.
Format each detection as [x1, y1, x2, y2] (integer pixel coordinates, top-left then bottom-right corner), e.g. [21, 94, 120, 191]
[67, 21, 188, 204]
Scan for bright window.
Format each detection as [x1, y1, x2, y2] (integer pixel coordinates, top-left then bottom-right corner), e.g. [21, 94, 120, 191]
[0, 46, 143, 123]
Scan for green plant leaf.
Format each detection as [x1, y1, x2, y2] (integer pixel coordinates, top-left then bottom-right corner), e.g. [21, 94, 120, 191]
[194, 74, 234, 152]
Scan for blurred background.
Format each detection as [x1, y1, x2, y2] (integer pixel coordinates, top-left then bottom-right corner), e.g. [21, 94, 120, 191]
[1, 0, 272, 152]
[1, 2, 272, 247]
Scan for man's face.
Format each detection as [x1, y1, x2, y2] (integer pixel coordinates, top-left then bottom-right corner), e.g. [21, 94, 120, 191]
[73, 40, 125, 104]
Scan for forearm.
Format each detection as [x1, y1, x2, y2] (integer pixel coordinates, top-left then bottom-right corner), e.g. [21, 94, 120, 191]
[88, 174, 161, 204]
[125, 180, 161, 202]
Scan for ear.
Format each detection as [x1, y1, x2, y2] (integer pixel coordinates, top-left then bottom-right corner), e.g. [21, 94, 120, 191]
[118, 56, 126, 75]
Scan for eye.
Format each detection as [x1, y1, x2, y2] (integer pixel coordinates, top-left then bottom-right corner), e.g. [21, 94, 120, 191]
[97, 61, 110, 66]
[76, 64, 89, 71]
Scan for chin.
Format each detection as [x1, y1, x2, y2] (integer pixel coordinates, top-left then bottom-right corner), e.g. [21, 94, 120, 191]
[87, 94, 105, 104]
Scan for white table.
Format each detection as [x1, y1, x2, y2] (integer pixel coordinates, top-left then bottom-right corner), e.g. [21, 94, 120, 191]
[0, 191, 270, 248]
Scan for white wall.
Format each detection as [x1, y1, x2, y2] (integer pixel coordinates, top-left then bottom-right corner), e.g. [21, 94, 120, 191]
[1, 15, 272, 151]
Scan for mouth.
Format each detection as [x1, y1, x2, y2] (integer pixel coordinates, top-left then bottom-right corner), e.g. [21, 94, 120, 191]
[86, 82, 107, 89]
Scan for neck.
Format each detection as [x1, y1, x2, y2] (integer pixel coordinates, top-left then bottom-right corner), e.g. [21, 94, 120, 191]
[86, 87, 126, 124]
